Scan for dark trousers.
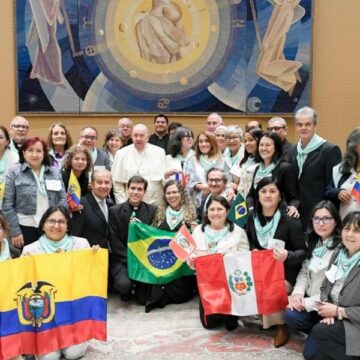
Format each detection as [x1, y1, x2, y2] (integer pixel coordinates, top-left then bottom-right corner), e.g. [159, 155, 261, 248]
[20, 225, 41, 246]
[199, 300, 237, 330]
[308, 320, 360, 360]
[284, 308, 322, 359]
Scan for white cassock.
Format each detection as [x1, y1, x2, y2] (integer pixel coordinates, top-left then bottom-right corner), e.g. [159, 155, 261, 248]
[111, 144, 166, 206]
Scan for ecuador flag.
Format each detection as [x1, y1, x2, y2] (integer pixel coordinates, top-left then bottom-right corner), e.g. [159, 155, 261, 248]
[0, 249, 108, 360]
[128, 222, 194, 285]
[195, 250, 288, 317]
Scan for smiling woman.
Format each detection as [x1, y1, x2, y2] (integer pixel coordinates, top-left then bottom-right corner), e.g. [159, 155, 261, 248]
[2, 137, 67, 249]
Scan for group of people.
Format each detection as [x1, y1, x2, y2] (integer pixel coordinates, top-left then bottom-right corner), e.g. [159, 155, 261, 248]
[0, 109, 360, 359]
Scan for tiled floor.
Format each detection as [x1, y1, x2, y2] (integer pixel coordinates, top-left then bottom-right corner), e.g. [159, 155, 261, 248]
[84, 296, 305, 359]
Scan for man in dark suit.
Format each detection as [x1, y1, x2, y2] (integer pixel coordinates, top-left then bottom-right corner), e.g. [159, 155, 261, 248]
[108, 175, 157, 302]
[72, 169, 113, 248]
[148, 113, 170, 153]
[287, 106, 341, 229]
[79, 126, 110, 170]
[267, 116, 292, 157]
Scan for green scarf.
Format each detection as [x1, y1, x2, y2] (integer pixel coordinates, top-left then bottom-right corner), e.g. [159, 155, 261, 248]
[0, 239, 10, 261]
[199, 155, 217, 173]
[224, 146, 244, 166]
[334, 247, 360, 281]
[166, 206, 184, 230]
[296, 134, 325, 178]
[204, 224, 229, 254]
[312, 237, 334, 258]
[254, 210, 281, 248]
[31, 165, 47, 197]
[253, 162, 277, 189]
[245, 156, 256, 166]
[39, 234, 74, 254]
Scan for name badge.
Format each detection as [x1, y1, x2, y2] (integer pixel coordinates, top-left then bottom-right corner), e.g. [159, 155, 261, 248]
[308, 256, 328, 273]
[267, 238, 285, 250]
[325, 264, 338, 283]
[45, 180, 62, 191]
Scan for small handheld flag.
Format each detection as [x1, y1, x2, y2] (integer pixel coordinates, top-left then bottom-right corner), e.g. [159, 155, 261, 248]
[67, 170, 81, 210]
[175, 171, 187, 188]
[169, 224, 196, 262]
[227, 193, 248, 228]
[351, 173, 360, 202]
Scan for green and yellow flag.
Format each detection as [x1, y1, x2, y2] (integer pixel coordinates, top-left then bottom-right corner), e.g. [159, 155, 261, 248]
[227, 193, 248, 228]
[127, 222, 194, 285]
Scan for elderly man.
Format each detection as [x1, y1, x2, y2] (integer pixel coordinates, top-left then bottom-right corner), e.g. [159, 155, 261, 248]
[9, 116, 29, 152]
[112, 124, 166, 206]
[109, 175, 156, 301]
[118, 117, 133, 146]
[79, 126, 110, 170]
[206, 112, 223, 133]
[287, 106, 341, 229]
[268, 117, 292, 156]
[72, 169, 114, 248]
[149, 113, 170, 153]
[199, 167, 235, 216]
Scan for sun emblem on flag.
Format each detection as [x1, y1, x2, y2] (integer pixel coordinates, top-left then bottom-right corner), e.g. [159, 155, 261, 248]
[228, 270, 253, 295]
[14, 281, 57, 327]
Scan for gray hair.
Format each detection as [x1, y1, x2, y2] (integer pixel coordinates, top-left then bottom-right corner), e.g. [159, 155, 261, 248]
[295, 106, 318, 125]
[225, 125, 243, 140]
[268, 117, 287, 127]
[341, 127, 360, 174]
[91, 168, 112, 183]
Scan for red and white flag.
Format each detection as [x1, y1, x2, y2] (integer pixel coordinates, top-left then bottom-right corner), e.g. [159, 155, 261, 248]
[195, 250, 288, 316]
[169, 224, 196, 262]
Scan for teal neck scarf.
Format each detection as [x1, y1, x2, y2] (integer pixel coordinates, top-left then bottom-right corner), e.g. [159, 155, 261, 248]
[166, 206, 184, 230]
[39, 234, 73, 254]
[0, 239, 10, 261]
[334, 247, 360, 281]
[31, 165, 47, 197]
[199, 155, 217, 173]
[204, 224, 229, 254]
[245, 155, 256, 166]
[296, 134, 325, 178]
[254, 210, 281, 248]
[0, 149, 9, 182]
[312, 237, 334, 258]
[225, 146, 244, 166]
[253, 162, 277, 189]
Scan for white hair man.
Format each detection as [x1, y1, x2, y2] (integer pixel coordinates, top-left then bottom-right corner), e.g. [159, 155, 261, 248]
[287, 106, 341, 229]
[206, 112, 223, 133]
[118, 117, 134, 146]
[9, 116, 29, 152]
[111, 124, 166, 206]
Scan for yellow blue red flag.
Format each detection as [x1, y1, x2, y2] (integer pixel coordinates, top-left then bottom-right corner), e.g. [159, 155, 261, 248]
[127, 222, 194, 285]
[0, 249, 108, 360]
[67, 170, 81, 210]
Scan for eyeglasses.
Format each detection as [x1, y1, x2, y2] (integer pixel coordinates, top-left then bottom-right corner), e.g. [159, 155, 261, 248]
[312, 216, 333, 224]
[267, 126, 285, 131]
[208, 178, 224, 184]
[225, 136, 240, 141]
[81, 135, 97, 141]
[46, 219, 67, 227]
[12, 124, 29, 129]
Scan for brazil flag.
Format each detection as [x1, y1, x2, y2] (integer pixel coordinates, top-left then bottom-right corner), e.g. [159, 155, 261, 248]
[127, 222, 194, 285]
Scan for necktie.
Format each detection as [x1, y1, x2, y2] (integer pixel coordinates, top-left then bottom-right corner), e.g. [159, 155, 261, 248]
[99, 200, 108, 222]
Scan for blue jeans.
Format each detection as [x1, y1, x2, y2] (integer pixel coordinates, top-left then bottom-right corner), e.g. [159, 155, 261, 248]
[284, 308, 321, 360]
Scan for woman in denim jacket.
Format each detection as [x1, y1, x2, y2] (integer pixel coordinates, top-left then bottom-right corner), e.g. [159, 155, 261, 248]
[2, 137, 67, 250]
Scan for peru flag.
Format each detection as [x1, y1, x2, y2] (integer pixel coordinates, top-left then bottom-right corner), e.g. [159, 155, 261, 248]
[195, 250, 288, 316]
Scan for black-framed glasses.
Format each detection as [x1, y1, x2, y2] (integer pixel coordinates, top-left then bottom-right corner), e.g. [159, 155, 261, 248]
[267, 126, 285, 131]
[312, 216, 333, 224]
[208, 178, 224, 184]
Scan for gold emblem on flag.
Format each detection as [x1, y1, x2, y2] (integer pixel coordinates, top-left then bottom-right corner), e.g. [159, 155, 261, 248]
[228, 270, 253, 295]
